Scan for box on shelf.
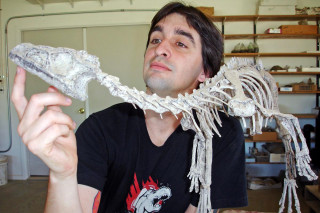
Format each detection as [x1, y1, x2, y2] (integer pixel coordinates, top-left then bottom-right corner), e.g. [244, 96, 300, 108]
[271, 69, 287, 72]
[301, 67, 320, 72]
[253, 152, 269, 162]
[251, 131, 278, 141]
[288, 68, 297, 72]
[280, 87, 293, 92]
[292, 84, 317, 92]
[265, 28, 282, 34]
[262, 147, 285, 163]
[258, 5, 295, 15]
[270, 153, 286, 162]
[259, 0, 297, 6]
[196, 7, 214, 16]
[280, 25, 318, 35]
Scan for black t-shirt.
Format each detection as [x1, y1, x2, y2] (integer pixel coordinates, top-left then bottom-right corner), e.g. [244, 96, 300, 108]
[76, 103, 247, 212]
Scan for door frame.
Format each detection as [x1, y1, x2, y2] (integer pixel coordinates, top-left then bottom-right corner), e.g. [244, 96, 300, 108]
[7, 11, 155, 179]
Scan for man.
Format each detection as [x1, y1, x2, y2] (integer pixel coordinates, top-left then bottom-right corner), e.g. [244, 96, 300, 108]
[12, 2, 247, 212]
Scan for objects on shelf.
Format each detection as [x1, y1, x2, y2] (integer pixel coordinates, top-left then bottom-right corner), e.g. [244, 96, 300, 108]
[269, 65, 320, 73]
[253, 151, 269, 162]
[263, 18, 318, 36]
[249, 146, 269, 162]
[280, 86, 293, 92]
[301, 67, 320, 72]
[287, 68, 297, 72]
[262, 143, 285, 163]
[296, 7, 320, 15]
[270, 65, 287, 72]
[231, 42, 259, 53]
[278, 78, 317, 92]
[247, 177, 282, 190]
[292, 78, 317, 92]
[280, 25, 318, 35]
[298, 19, 308, 25]
[265, 28, 281, 34]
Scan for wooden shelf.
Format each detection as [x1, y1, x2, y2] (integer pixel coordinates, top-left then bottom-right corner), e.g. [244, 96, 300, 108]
[279, 91, 320, 94]
[245, 137, 315, 143]
[294, 114, 318, 119]
[246, 162, 285, 164]
[245, 138, 282, 143]
[224, 34, 320, 39]
[209, 15, 320, 22]
[270, 71, 320, 75]
[224, 53, 320, 57]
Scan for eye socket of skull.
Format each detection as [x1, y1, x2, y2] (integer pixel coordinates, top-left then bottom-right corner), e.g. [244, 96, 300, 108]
[50, 52, 73, 75]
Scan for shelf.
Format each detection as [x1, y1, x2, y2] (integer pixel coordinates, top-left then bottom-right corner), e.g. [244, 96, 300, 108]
[219, 14, 320, 169]
[224, 34, 320, 39]
[245, 138, 282, 143]
[246, 162, 285, 164]
[224, 53, 320, 57]
[270, 72, 320, 75]
[245, 137, 315, 143]
[294, 114, 318, 119]
[279, 91, 320, 94]
[210, 15, 320, 22]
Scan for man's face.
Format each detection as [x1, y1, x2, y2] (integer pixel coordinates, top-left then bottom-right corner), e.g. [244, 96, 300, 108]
[143, 13, 206, 98]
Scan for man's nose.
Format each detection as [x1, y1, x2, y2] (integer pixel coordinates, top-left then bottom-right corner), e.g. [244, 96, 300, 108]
[155, 40, 171, 58]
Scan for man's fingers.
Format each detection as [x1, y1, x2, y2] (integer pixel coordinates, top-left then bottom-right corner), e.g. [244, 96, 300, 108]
[19, 92, 72, 134]
[27, 124, 71, 157]
[20, 110, 75, 144]
[47, 86, 64, 113]
[11, 67, 28, 119]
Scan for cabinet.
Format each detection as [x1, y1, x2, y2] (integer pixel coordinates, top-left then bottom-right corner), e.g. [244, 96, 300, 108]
[208, 15, 320, 165]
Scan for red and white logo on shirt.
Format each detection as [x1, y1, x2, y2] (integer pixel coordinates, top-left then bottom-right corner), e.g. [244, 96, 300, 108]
[126, 173, 172, 213]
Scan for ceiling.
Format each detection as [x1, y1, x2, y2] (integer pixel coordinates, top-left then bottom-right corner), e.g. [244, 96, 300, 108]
[26, 0, 133, 9]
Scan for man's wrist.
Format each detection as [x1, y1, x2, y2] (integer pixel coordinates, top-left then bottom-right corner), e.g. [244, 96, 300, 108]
[49, 169, 78, 183]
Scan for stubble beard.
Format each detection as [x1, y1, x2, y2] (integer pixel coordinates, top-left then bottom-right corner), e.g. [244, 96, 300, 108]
[145, 75, 173, 97]
[144, 57, 175, 97]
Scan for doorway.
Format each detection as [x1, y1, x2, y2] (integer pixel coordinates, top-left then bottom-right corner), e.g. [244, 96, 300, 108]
[22, 24, 149, 175]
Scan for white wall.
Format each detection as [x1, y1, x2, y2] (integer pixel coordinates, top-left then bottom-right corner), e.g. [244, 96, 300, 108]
[0, 0, 318, 179]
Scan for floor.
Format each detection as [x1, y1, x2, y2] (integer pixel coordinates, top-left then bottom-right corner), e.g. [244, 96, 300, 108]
[0, 178, 311, 213]
[0, 178, 48, 213]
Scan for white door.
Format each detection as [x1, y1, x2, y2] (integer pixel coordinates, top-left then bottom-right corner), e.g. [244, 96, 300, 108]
[22, 24, 150, 175]
[86, 24, 149, 113]
[22, 28, 86, 176]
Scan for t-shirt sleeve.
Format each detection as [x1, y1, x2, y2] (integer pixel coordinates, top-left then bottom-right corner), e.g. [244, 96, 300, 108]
[190, 114, 248, 209]
[76, 114, 109, 191]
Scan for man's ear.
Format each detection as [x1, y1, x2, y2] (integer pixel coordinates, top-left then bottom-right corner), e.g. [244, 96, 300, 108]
[197, 70, 207, 83]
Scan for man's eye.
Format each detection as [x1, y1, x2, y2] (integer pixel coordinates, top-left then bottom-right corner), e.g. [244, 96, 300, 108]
[177, 42, 187, 48]
[151, 39, 161, 44]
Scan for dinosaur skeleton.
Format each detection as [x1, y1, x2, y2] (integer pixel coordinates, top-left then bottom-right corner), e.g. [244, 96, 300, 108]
[9, 43, 318, 213]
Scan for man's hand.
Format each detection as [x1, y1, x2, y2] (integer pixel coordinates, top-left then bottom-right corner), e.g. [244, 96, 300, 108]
[11, 66, 78, 179]
[11, 66, 86, 212]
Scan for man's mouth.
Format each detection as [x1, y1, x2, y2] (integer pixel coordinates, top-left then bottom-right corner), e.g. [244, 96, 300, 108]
[150, 61, 171, 71]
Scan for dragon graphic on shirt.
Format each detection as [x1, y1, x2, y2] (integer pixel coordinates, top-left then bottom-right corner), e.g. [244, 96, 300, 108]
[126, 174, 172, 213]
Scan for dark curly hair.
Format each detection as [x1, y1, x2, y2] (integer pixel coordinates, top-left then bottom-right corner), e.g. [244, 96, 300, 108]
[146, 2, 223, 78]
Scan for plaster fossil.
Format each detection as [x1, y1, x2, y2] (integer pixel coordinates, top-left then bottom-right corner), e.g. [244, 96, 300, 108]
[9, 43, 318, 213]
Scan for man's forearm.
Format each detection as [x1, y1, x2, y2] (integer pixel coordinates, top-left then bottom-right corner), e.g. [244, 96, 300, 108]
[45, 173, 83, 213]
